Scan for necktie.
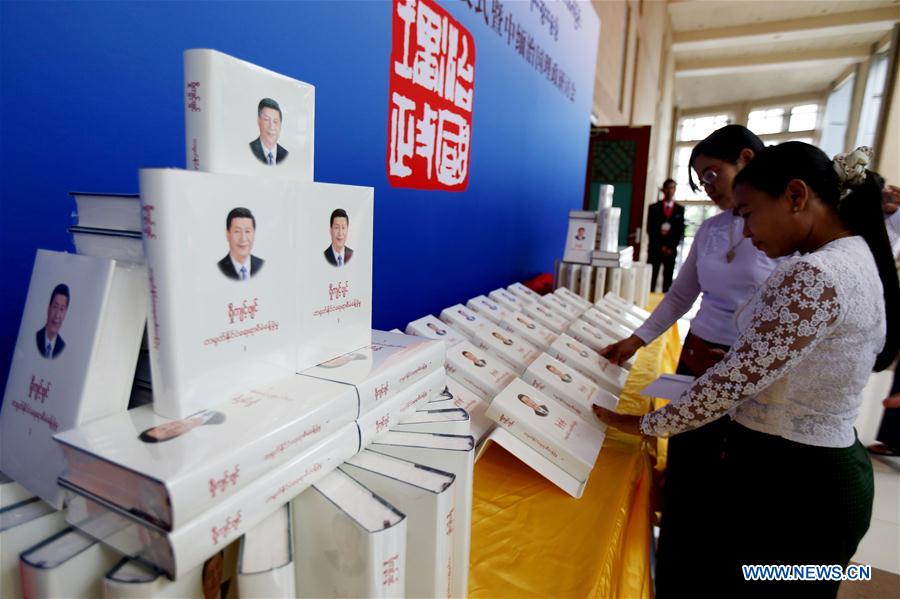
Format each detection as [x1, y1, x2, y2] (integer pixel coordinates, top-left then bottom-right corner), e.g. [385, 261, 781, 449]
[46, 342, 52, 358]
[240, 266, 248, 281]
[267, 152, 274, 165]
[337, 255, 343, 266]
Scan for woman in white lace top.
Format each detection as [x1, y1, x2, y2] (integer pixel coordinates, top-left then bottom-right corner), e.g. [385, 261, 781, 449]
[596, 142, 900, 596]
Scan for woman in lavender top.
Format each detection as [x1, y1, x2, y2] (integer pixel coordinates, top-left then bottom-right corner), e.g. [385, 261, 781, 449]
[599, 125, 778, 596]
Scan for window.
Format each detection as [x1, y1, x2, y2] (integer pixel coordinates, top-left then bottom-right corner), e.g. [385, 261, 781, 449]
[671, 112, 733, 202]
[678, 114, 731, 142]
[855, 51, 889, 148]
[819, 74, 855, 158]
[747, 101, 820, 144]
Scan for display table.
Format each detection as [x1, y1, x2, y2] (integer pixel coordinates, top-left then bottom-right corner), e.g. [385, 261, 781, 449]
[469, 295, 680, 598]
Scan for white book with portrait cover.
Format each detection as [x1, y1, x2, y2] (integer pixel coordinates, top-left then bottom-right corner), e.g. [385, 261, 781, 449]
[521, 302, 570, 335]
[54, 374, 355, 531]
[0, 498, 67, 599]
[183, 49, 314, 181]
[472, 324, 541, 375]
[341, 450, 455, 599]
[619, 268, 636, 304]
[19, 526, 119, 599]
[445, 342, 517, 402]
[540, 292, 583, 321]
[466, 295, 515, 325]
[139, 168, 373, 418]
[606, 266, 622, 296]
[237, 503, 295, 598]
[565, 262, 581, 295]
[506, 282, 540, 306]
[562, 213, 597, 264]
[487, 288, 525, 313]
[567, 319, 624, 364]
[444, 379, 492, 442]
[555, 285, 592, 312]
[485, 379, 605, 484]
[439, 304, 491, 340]
[594, 299, 644, 330]
[593, 267, 608, 303]
[60, 422, 360, 579]
[405, 314, 467, 347]
[1, 470, 33, 509]
[0, 250, 147, 507]
[302, 330, 444, 417]
[371, 432, 474, 599]
[579, 265, 594, 300]
[477, 426, 587, 498]
[499, 312, 557, 351]
[394, 408, 470, 436]
[599, 293, 650, 321]
[548, 334, 630, 395]
[580, 306, 635, 339]
[293, 468, 406, 599]
[357, 370, 445, 447]
[522, 354, 619, 425]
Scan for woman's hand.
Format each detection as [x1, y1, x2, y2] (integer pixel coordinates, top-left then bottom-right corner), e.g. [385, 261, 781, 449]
[592, 405, 644, 436]
[599, 335, 645, 366]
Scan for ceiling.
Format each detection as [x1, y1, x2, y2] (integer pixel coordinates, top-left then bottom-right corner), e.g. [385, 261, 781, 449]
[669, 0, 900, 110]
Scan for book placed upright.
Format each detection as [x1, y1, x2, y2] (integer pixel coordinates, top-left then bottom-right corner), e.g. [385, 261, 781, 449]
[139, 168, 373, 418]
[184, 49, 315, 181]
[293, 468, 406, 599]
[484, 379, 605, 490]
[237, 503, 295, 597]
[548, 334, 630, 394]
[0, 250, 147, 507]
[522, 353, 619, 423]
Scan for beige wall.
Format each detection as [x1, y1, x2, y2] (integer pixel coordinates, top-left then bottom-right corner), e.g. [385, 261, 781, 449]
[878, 64, 899, 184]
[590, 0, 675, 259]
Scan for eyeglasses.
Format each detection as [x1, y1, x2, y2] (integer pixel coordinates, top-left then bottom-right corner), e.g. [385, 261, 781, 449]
[699, 168, 719, 188]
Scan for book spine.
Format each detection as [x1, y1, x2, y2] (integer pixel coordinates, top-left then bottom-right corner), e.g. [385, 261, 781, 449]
[357, 370, 443, 447]
[357, 343, 444, 415]
[138, 171, 184, 420]
[183, 50, 213, 172]
[444, 363, 490, 401]
[370, 526, 407, 598]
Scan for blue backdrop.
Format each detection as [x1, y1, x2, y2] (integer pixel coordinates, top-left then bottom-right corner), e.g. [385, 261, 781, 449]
[0, 1, 599, 393]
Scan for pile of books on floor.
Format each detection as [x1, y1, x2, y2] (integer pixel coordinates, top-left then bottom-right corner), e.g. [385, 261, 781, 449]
[402, 284, 652, 498]
[557, 207, 651, 306]
[0, 50, 476, 598]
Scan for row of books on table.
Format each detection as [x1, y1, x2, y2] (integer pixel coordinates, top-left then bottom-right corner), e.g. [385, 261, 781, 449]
[401, 282, 652, 498]
[555, 260, 653, 307]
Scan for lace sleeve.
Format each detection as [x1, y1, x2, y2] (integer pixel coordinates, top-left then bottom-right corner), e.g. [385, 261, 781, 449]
[640, 260, 841, 437]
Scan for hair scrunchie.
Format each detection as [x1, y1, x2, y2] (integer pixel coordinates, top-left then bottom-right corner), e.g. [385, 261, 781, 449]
[833, 146, 873, 198]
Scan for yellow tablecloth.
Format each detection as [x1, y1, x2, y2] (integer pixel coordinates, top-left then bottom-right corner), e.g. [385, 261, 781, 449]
[469, 296, 679, 598]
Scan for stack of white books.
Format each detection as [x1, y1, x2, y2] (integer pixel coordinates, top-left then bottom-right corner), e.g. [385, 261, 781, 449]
[562, 210, 598, 265]
[54, 373, 362, 577]
[68, 191, 144, 264]
[483, 378, 607, 498]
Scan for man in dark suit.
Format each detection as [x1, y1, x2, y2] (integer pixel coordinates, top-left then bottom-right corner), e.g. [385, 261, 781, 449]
[249, 98, 288, 165]
[218, 207, 264, 280]
[36, 283, 69, 359]
[646, 178, 685, 292]
[324, 208, 353, 266]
